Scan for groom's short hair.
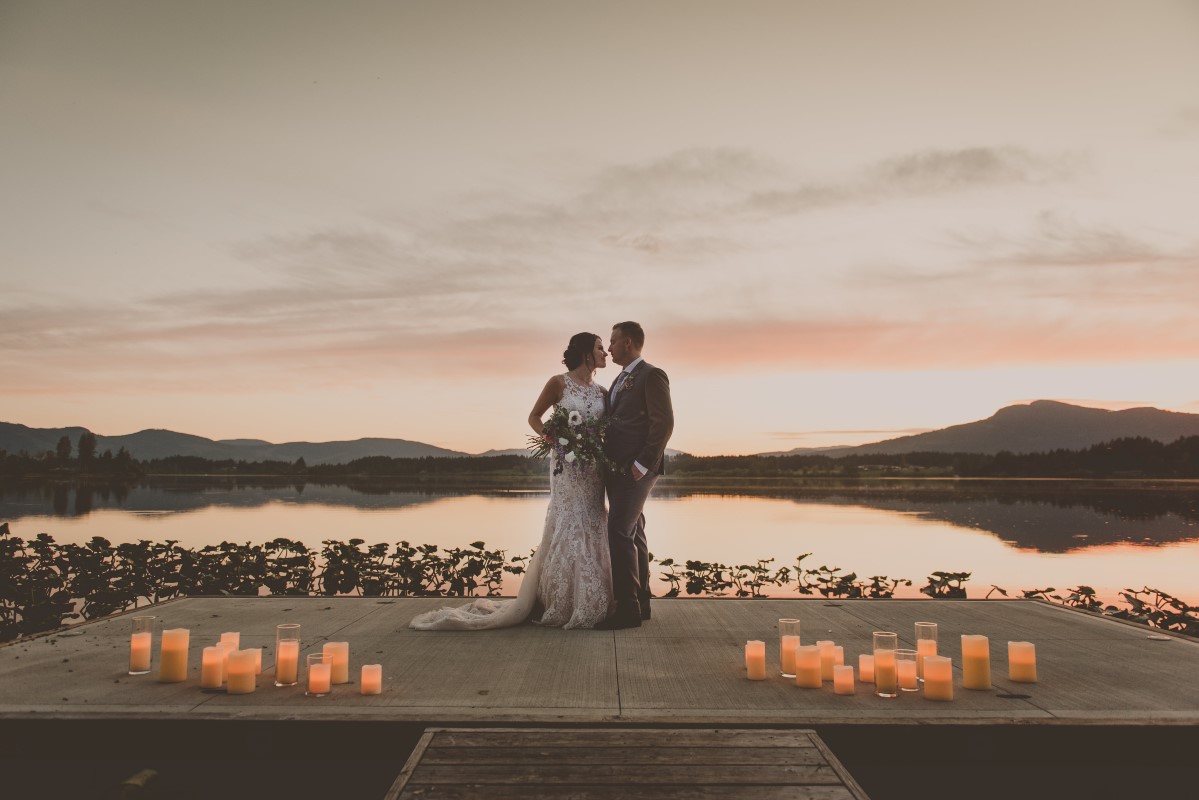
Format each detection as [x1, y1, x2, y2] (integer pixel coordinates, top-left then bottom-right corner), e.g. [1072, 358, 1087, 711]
[613, 321, 645, 349]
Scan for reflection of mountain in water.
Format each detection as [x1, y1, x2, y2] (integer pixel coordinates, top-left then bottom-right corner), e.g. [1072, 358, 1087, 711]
[3, 478, 1197, 554]
[657, 480, 1199, 553]
[0, 480, 503, 521]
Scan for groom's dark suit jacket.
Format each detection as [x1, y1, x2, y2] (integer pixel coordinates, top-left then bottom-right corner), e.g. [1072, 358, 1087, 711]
[605, 360, 674, 475]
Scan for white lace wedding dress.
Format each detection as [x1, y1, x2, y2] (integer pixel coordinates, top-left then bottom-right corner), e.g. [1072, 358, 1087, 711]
[409, 374, 615, 630]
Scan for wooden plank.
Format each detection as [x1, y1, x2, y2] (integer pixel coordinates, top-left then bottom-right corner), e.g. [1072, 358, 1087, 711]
[808, 730, 871, 800]
[396, 785, 857, 800]
[419, 746, 827, 766]
[405, 763, 844, 785]
[429, 729, 816, 748]
[383, 729, 436, 800]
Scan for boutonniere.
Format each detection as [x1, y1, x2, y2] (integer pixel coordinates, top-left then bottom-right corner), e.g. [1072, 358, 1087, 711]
[621, 374, 636, 391]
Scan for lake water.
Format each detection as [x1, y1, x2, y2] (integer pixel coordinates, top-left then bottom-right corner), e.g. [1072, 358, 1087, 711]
[3, 479, 1197, 604]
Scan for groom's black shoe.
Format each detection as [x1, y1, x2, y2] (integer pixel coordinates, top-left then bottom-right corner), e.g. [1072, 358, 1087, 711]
[595, 609, 642, 630]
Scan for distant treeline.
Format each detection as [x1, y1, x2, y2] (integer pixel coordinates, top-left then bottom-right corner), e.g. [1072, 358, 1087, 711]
[4, 433, 1199, 480]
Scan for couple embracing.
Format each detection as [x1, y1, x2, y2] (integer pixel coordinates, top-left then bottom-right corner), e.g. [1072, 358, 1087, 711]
[410, 321, 674, 632]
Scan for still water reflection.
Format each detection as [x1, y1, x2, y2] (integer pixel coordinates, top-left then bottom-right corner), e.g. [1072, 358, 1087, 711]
[3, 479, 1197, 603]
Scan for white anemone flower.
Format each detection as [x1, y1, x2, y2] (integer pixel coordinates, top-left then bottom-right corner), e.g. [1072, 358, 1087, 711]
[568, 410, 583, 426]
[564, 451, 577, 463]
[558, 437, 569, 446]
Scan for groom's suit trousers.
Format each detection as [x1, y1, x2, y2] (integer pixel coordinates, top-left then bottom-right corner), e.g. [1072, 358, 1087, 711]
[606, 469, 657, 614]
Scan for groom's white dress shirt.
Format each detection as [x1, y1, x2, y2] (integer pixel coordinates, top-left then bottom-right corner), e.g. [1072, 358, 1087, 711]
[611, 357, 648, 477]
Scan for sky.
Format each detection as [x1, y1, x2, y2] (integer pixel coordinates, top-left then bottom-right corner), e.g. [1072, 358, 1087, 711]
[2, 0, 1198, 455]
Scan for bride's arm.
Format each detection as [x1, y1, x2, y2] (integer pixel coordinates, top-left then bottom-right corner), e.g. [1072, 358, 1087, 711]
[528, 375, 565, 437]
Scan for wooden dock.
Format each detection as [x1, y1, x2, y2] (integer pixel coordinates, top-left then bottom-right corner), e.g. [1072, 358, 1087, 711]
[384, 727, 871, 799]
[1, 597, 1195, 726]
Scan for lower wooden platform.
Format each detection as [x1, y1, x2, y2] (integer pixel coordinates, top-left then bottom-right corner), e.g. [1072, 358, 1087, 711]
[384, 727, 871, 800]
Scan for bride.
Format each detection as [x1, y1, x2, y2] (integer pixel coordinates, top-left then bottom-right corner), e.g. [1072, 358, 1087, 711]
[409, 332, 615, 630]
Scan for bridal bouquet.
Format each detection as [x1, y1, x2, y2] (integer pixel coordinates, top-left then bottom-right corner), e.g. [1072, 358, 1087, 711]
[527, 405, 613, 475]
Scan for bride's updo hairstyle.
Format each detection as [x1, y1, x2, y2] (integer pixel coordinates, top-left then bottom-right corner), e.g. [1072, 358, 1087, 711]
[562, 332, 600, 369]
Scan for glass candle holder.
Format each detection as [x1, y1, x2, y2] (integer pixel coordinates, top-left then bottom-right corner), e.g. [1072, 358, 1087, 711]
[778, 619, 801, 678]
[275, 623, 301, 687]
[873, 631, 898, 698]
[129, 616, 155, 675]
[306, 653, 332, 697]
[915, 621, 938, 681]
[897, 648, 918, 691]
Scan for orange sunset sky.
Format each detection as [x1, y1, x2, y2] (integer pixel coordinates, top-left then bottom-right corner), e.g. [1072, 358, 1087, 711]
[2, 1, 1198, 455]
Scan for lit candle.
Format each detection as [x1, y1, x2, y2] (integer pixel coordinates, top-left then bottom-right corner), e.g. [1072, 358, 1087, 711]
[275, 640, 300, 686]
[816, 640, 836, 681]
[307, 656, 331, 696]
[745, 640, 767, 680]
[158, 628, 189, 683]
[360, 664, 383, 695]
[216, 641, 236, 679]
[323, 641, 350, 684]
[200, 646, 225, 690]
[923, 655, 954, 701]
[858, 654, 875, 683]
[251, 647, 263, 675]
[130, 631, 152, 675]
[794, 645, 822, 688]
[898, 652, 918, 691]
[961, 635, 992, 690]
[917, 638, 938, 680]
[833, 665, 855, 695]
[219, 632, 240, 650]
[874, 649, 898, 696]
[780, 635, 800, 677]
[1008, 641, 1038, 683]
[226, 650, 257, 694]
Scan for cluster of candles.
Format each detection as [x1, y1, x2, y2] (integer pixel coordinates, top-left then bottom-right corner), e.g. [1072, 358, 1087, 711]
[127, 616, 384, 697]
[745, 618, 1038, 700]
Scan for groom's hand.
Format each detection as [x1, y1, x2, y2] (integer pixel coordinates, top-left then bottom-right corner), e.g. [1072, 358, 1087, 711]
[630, 463, 647, 481]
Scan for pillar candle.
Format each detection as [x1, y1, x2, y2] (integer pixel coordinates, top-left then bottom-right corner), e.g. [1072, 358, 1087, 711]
[323, 641, 350, 684]
[923, 655, 954, 701]
[833, 665, 855, 695]
[816, 640, 836, 681]
[361, 664, 383, 695]
[251, 647, 263, 675]
[917, 638, 937, 680]
[200, 646, 225, 690]
[275, 640, 300, 686]
[780, 635, 800, 676]
[874, 649, 898, 695]
[158, 628, 189, 683]
[226, 650, 257, 694]
[794, 645, 822, 688]
[961, 635, 992, 690]
[858, 654, 875, 683]
[1008, 641, 1038, 683]
[745, 640, 767, 680]
[308, 661, 332, 695]
[219, 632, 240, 650]
[216, 641, 236, 678]
[898, 657, 918, 690]
[129, 631, 152, 674]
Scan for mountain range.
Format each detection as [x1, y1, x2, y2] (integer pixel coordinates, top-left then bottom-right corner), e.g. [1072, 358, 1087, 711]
[768, 400, 1199, 457]
[3, 400, 1198, 465]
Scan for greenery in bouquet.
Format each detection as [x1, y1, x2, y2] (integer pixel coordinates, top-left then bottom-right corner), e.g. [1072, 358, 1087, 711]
[527, 405, 614, 475]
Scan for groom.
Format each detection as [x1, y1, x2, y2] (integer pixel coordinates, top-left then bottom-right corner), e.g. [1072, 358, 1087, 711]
[598, 321, 674, 630]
